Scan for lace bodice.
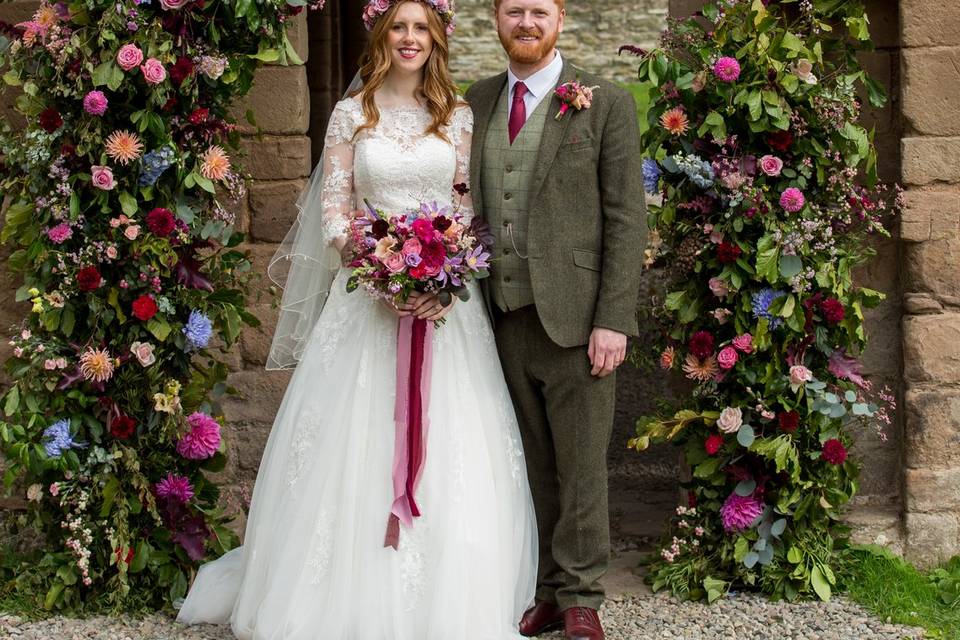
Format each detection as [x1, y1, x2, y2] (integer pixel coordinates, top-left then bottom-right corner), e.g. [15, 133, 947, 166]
[320, 96, 474, 240]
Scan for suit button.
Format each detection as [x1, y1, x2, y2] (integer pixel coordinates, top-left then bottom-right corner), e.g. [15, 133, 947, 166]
[504, 276, 512, 283]
[503, 248, 511, 255]
[503, 220, 510, 227]
[504, 192, 512, 200]
[505, 164, 514, 173]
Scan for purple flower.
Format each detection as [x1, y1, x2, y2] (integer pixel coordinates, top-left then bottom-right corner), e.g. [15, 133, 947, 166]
[83, 90, 108, 116]
[47, 223, 73, 244]
[720, 492, 763, 532]
[404, 252, 422, 268]
[642, 158, 661, 194]
[437, 254, 464, 287]
[713, 57, 741, 83]
[780, 187, 806, 213]
[154, 473, 194, 503]
[463, 245, 490, 271]
[176, 412, 221, 460]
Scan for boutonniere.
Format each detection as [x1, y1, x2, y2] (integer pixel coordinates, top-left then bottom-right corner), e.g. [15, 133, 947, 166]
[553, 80, 599, 121]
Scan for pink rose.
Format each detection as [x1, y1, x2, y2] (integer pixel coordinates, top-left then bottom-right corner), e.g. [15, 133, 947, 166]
[401, 237, 422, 257]
[49, 482, 60, 497]
[712, 309, 733, 324]
[106, 246, 118, 259]
[717, 407, 743, 434]
[130, 341, 156, 366]
[717, 346, 738, 370]
[732, 334, 753, 353]
[44, 359, 58, 370]
[708, 277, 729, 298]
[789, 365, 813, 388]
[383, 252, 406, 273]
[90, 165, 116, 190]
[83, 90, 108, 116]
[116, 43, 144, 71]
[124, 225, 141, 240]
[12, 347, 23, 358]
[759, 155, 783, 177]
[160, 0, 191, 9]
[140, 58, 167, 85]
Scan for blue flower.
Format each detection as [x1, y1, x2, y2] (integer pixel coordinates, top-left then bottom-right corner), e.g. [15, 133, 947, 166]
[183, 310, 213, 351]
[138, 147, 175, 187]
[752, 288, 786, 329]
[642, 158, 661, 194]
[42, 419, 79, 458]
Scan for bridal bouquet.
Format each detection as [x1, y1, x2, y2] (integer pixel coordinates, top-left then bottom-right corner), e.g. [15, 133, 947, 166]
[346, 192, 492, 308]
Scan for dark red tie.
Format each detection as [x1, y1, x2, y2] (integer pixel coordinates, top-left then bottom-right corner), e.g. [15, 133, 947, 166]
[508, 81, 528, 144]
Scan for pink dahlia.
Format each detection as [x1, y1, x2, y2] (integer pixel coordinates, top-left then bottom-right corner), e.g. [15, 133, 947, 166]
[83, 90, 108, 116]
[47, 222, 73, 244]
[720, 492, 763, 532]
[176, 411, 221, 459]
[779, 187, 806, 213]
[154, 473, 194, 503]
[713, 56, 741, 83]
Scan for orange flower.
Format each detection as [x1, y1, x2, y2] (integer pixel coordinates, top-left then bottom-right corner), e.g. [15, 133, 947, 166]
[682, 353, 718, 382]
[104, 130, 144, 165]
[660, 346, 675, 370]
[34, 5, 59, 29]
[79, 348, 115, 383]
[200, 145, 231, 181]
[660, 107, 689, 136]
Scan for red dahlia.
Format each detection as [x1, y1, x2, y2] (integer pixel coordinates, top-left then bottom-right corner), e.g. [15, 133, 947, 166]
[705, 433, 724, 455]
[766, 130, 794, 152]
[169, 56, 195, 87]
[716, 241, 742, 264]
[188, 107, 209, 125]
[778, 410, 800, 433]
[110, 414, 136, 439]
[146, 207, 176, 236]
[688, 330, 715, 359]
[76, 266, 102, 291]
[38, 107, 63, 133]
[820, 297, 846, 324]
[132, 294, 159, 321]
[822, 438, 848, 465]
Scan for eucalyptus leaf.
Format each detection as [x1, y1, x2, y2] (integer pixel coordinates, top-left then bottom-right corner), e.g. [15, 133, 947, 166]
[737, 423, 755, 448]
[735, 478, 757, 497]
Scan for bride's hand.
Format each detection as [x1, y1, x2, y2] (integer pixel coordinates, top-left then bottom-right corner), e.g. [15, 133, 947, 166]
[410, 293, 456, 322]
[381, 293, 415, 318]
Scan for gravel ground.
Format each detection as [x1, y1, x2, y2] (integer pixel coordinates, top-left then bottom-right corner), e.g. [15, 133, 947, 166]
[0, 592, 925, 639]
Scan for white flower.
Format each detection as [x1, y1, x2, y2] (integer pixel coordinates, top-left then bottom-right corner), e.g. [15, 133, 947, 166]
[130, 341, 156, 367]
[27, 484, 43, 501]
[791, 59, 818, 85]
[789, 365, 813, 391]
[717, 406, 743, 434]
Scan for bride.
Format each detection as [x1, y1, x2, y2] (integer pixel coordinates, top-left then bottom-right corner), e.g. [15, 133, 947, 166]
[175, 1, 538, 638]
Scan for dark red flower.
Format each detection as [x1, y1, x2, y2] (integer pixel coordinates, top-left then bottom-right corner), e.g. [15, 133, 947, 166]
[169, 56, 195, 87]
[820, 297, 845, 325]
[421, 240, 446, 270]
[453, 182, 470, 196]
[822, 439, 847, 465]
[778, 410, 800, 433]
[60, 143, 76, 157]
[688, 330, 715, 359]
[766, 130, 794, 153]
[132, 295, 159, 321]
[110, 414, 136, 439]
[76, 266, 102, 292]
[188, 107, 209, 125]
[432, 215, 452, 232]
[705, 433, 723, 456]
[687, 490, 697, 508]
[716, 241, 742, 264]
[161, 96, 179, 113]
[146, 207, 176, 237]
[370, 219, 389, 239]
[114, 546, 135, 565]
[38, 107, 63, 133]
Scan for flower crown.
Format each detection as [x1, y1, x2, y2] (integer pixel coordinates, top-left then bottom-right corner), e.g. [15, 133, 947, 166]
[362, 0, 457, 36]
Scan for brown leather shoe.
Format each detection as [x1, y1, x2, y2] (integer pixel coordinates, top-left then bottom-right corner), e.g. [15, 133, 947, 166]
[519, 600, 564, 636]
[563, 607, 604, 640]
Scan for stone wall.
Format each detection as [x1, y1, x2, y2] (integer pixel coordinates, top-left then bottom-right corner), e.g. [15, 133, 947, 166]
[898, 0, 960, 566]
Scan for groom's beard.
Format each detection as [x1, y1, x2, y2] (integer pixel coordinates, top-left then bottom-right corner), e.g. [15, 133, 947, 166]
[499, 26, 559, 65]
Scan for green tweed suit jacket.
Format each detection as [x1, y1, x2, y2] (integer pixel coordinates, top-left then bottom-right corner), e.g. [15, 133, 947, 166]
[465, 60, 647, 348]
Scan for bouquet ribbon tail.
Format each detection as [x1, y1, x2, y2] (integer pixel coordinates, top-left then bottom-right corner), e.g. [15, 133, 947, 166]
[385, 316, 434, 549]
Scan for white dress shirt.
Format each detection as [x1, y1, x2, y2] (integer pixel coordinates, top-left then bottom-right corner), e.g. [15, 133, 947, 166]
[506, 51, 564, 124]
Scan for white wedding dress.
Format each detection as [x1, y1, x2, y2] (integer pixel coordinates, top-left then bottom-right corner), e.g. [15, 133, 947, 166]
[176, 97, 538, 640]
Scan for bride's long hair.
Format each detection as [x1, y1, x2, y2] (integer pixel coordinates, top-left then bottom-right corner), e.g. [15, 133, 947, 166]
[353, 0, 460, 142]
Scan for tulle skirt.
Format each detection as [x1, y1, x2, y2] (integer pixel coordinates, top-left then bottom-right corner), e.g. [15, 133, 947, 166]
[176, 271, 538, 639]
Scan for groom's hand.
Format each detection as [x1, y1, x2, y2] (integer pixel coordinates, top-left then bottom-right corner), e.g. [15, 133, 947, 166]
[588, 327, 627, 378]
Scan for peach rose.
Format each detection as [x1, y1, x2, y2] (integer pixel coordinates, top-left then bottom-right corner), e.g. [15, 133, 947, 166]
[124, 225, 141, 240]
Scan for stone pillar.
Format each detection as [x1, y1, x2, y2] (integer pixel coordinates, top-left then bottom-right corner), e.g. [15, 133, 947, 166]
[899, 0, 960, 567]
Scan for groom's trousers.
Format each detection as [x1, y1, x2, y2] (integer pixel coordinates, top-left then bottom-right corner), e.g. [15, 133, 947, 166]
[494, 304, 616, 611]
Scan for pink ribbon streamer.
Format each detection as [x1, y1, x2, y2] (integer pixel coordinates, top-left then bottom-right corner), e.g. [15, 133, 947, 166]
[385, 316, 434, 549]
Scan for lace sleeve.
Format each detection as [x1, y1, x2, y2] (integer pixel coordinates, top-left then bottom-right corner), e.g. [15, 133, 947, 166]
[450, 105, 475, 221]
[320, 100, 357, 242]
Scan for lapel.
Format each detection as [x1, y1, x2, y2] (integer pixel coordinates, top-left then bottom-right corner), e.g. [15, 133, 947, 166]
[468, 72, 507, 216]
[529, 58, 577, 200]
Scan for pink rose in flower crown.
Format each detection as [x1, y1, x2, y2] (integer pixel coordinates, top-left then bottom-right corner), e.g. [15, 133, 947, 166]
[708, 277, 729, 298]
[90, 165, 116, 190]
[383, 252, 406, 273]
[83, 90, 108, 116]
[140, 58, 167, 85]
[116, 43, 144, 71]
[160, 0, 191, 9]
[780, 187, 806, 213]
[759, 154, 783, 177]
[717, 346, 738, 370]
[732, 333, 753, 353]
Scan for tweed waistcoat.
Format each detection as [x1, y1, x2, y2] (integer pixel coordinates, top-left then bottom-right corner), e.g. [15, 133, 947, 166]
[481, 85, 551, 312]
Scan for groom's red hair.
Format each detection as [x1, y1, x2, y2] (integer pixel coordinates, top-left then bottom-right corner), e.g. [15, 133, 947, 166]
[494, 0, 565, 10]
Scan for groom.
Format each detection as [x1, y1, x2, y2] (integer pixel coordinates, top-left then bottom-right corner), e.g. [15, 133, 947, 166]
[465, 1, 645, 638]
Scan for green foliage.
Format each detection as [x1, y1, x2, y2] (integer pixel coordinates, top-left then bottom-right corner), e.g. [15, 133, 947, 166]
[631, 1, 901, 603]
[0, 0, 325, 614]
